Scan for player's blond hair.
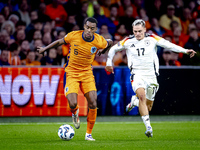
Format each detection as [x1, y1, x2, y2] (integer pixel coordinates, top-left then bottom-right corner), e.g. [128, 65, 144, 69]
[132, 19, 146, 27]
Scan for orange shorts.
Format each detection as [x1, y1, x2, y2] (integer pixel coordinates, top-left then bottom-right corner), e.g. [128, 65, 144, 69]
[63, 72, 96, 97]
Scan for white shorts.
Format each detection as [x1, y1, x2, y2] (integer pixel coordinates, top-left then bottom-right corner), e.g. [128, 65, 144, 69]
[130, 74, 159, 101]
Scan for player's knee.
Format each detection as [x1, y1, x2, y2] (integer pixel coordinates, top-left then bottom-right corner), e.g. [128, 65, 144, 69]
[138, 94, 146, 102]
[147, 104, 153, 111]
[68, 101, 77, 109]
[88, 99, 97, 109]
[148, 106, 152, 111]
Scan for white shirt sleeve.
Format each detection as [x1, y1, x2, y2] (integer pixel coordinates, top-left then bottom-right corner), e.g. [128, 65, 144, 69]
[106, 43, 125, 66]
[157, 38, 187, 53]
[154, 51, 159, 76]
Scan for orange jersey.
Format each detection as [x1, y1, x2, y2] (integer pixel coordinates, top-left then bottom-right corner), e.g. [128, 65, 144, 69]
[63, 30, 108, 74]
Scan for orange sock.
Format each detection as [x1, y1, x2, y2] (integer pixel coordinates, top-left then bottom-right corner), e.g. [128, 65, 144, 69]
[69, 105, 78, 115]
[86, 108, 97, 134]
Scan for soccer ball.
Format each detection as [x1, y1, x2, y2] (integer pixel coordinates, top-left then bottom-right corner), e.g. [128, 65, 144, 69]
[58, 124, 75, 141]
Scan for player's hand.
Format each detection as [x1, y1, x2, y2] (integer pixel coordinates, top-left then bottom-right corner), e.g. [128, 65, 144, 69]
[37, 46, 46, 55]
[105, 66, 114, 74]
[186, 49, 196, 58]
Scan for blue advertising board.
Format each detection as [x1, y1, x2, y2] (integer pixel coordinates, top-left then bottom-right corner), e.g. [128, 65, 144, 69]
[93, 67, 139, 116]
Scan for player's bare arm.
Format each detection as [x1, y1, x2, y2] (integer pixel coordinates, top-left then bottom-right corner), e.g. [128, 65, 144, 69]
[97, 39, 113, 56]
[186, 49, 196, 58]
[37, 38, 65, 54]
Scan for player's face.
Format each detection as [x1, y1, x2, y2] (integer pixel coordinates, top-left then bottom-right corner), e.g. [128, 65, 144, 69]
[83, 21, 97, 41]
[133, 25, 146, 40]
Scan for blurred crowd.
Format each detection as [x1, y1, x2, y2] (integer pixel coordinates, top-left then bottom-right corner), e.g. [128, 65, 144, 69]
[0, 0, 200, 66]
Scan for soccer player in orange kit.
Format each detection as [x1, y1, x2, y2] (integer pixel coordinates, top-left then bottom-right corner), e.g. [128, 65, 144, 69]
[37, 17, 113, 141]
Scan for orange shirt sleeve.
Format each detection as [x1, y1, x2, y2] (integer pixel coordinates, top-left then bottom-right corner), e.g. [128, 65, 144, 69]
[96, 34, 108, 50]
[63, 31, 75, 44]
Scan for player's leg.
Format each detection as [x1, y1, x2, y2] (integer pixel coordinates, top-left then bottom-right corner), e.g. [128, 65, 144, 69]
[126, 74, 140, 112]
[84, 91, 97, 132]
[144, 82, 159, 137]
[64, 73, 80, 129]
[126, 76, 158, 113]
[146, 99, 154, 112]
[81, 75, 97, 141]
[84, 90, 97, 141]
[126, 95, 153, 112]
[127, 87, 153, 137]
[67, 93, 78, 109]
[142, 98, 154, 138]
[126, 94, 139, 112]
[66, 93, 80, 129]
[136, 87, 153, 137]
[136, 88, 148, 116]
[131, 75, 153, 137]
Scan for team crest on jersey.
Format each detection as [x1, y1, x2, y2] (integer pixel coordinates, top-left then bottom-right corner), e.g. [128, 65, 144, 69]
[144, 40, 150, 46]
[65, 87, 69, 93]
[91, 46, 97, 54]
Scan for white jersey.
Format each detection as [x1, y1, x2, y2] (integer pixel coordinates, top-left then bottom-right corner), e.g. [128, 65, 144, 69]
[106, 33, 188, 77]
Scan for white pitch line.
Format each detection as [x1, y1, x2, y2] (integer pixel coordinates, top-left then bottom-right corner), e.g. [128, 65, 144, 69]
[0, 121, 199, 126]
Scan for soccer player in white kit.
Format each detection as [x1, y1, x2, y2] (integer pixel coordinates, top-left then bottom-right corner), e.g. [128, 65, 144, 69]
[105, 19, 196, 138]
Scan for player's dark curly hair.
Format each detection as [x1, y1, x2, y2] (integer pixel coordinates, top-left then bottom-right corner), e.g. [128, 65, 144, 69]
[84, 17, 98, 26]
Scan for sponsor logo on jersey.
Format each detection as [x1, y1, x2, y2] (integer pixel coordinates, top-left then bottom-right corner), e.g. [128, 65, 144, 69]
[144, 40, 150, 46]
[91, 46, 97, 54]
[130, 44, 135, 47]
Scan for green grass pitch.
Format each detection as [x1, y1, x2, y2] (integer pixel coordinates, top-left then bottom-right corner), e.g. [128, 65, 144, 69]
[0, 121, 200, 150]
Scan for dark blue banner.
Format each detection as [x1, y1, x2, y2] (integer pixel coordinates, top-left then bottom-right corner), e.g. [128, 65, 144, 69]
[93, 67, 139, 116]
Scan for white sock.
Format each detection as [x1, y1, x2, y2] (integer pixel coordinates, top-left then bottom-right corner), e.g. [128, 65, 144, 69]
[141, 115, 151, 130]
[86, 133, 91, 136]
[131, 95, 139, 107]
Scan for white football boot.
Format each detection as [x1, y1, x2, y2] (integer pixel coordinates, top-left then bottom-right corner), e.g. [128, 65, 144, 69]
[145, 126, 153, 138]
[85, 133, 95, 141]
[126, 95, 138, 112]
[72, 108, 80, 129]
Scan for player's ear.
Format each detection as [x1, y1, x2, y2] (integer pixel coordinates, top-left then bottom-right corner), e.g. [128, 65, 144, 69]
[94, 26, 97, 32]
